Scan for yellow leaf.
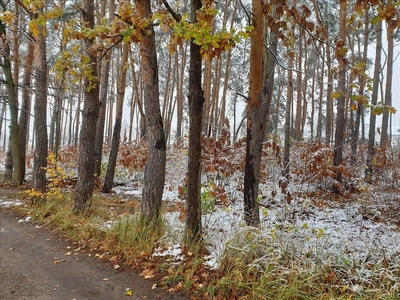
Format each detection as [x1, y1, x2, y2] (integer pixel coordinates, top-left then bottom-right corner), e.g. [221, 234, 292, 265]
[331, 91, 342, 99]
[125, 289, 133, 296]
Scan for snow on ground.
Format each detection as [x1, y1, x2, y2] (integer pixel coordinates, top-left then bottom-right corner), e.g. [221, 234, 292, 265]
[86, 146, 400, 275]
[1, 148, 399, 287]
[0, 196, 23, 207]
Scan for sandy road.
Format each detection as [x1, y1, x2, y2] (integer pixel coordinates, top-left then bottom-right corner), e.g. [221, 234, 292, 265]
[0, 208, 189, 300]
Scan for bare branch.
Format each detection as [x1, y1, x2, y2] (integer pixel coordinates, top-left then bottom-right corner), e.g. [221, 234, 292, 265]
[160, 0, 182, 22]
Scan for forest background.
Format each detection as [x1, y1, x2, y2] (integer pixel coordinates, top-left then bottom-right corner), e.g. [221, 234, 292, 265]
[1, 0, 400, 298]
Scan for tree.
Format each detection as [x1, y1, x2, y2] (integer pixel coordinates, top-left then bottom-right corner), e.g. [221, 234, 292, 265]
[365, 19, 382, 182]
[333, 0, 347, 188]
[137, 0, 167, 222]
[94, 0, 115, 178]
[185, 0, 204, 241]
[74, 0, 101, 213]
[32, 5, 48, 194]
[0, 0, 23, 184]
[18, 39, 35, 180]
[379, 2, 397, 146]
[243, 0, 265, 226]
[103, 42, 129, 193]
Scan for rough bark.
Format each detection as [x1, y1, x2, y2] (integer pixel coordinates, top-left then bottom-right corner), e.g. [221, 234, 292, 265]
[185, 0, 204, 242]
[137, 0, 166, 222]
[74, 0, 101, 213]
[32, 13, 48, 194]
[243, 0, 264, 227]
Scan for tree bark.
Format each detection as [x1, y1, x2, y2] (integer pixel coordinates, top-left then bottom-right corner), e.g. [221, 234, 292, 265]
[18, 40, 35, 180]
[94, 0, 115, 177]
[365, 20, 382, 182]
[351, 8, 369, 163]
[243, 0, 265, 227]
[333, 1, 347, 188]
[74, 0, 101, 213]
[137, 0, 167, 222]
[380, 22, 394, 146]
[102, 42, 129, 193]
[32, 11, 48, 194]
[0, 5, 23, 184]
[185, 0, 205, 242]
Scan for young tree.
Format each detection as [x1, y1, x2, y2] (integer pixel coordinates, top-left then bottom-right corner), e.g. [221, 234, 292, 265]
[365, 19, 382, 182]
[0, 0, 23, 184]
[185, 0, 204, 241]
[18, 39, 35, 180]
[333, 0, 347, 188]
[94, 0, 115, 178]
[379, 3, 397, 146]
[243, 0, 265, 226]
[102, 42, 129, 193]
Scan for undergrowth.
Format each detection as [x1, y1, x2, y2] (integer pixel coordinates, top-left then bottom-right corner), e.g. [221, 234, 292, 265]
[2, 139, 400, 300]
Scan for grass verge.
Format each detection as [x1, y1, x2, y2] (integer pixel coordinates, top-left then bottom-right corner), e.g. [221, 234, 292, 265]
[7, 189, 400, 300]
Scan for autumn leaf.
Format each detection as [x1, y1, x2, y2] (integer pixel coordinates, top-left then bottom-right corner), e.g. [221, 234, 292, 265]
[125, 288, 133, 296]
[140, 268, 155, 279]
[388, 106, 397, 114]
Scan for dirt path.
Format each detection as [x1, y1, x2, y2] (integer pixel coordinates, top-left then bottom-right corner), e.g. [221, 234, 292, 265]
[0, 208, 189, 300]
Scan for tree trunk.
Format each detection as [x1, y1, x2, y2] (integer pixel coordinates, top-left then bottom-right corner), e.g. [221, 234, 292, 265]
[74, 88, 82, 148]
[175, 46, 187, 139]
[351, 8, 369, 163]
[94, 0, 115, 177]
[333, 1, 347, 188]
[316, 44, 324, 140]
[380, 22, 394, 146]
[365, 20, 382, 182]
[0, 9, 23, 184]
[243, 0, 265, 227]
[0, 102, 5, 150]
[103, 42, 129, 193]
[74, 0, 101, 213]
[32, 12, 48, 194]
[185, 0, 205, 242]
[283, 54, 294, 178]
[294, 28, 303, 141]
[18, 40, 35, 180]
[137, 0, 166, 222]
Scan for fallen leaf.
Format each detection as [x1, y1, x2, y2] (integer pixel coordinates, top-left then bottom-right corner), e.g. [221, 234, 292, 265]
[65, 252, 72, 256]
[102, 278, 109, 281]
[114, 264, 120, 270]
[140, 268, 155, 279]
[125, 288, 133, 296]
[151, 283, 157, 290]
[53, 260, 61, 264]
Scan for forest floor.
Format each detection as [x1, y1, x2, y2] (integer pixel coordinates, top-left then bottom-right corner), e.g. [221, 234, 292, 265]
[0, 187, 189, 300]
[1, 142, 400, 299]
